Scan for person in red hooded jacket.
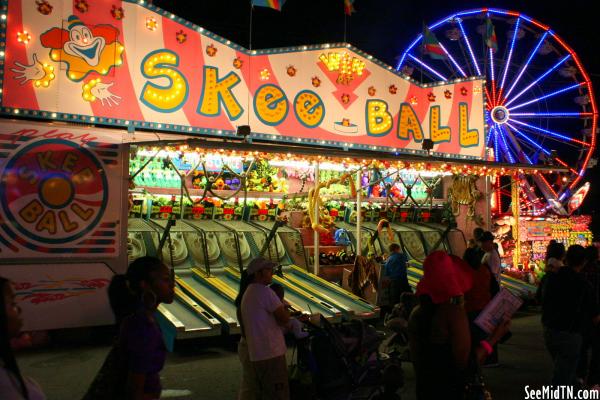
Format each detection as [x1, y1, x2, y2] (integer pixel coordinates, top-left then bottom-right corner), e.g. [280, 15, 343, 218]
[408, 251, 510, 400]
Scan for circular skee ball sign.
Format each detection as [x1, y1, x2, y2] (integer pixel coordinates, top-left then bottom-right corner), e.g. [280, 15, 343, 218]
[0, 140, 108, 245]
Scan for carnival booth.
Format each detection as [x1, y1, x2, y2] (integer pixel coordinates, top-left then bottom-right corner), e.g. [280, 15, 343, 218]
[1, 0, 593, 340]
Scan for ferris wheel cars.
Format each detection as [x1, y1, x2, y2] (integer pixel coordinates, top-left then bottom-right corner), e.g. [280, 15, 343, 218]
[397, 8, 597, 215]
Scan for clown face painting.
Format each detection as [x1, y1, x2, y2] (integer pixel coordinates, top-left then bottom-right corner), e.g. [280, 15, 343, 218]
[63, 17, 106, 67]
[40, 15, 124, 82]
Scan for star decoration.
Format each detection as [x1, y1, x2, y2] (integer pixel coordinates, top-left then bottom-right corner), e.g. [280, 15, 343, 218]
[146, 17, 158, 31]
[341, 93, 350, 104]
[444, 90, 452, 99]
[460, 86, 468, 96]
[286, 65, 297, 77]
[427, 92, 436, 102]
[389, 85, 397, 95]
[368, 86, 376, 96]
[74, 0, 89, 13]
[36, 0, 53, 15]
[409, 96, 418, 105]
[233, 57, 243, 69]
[175, 30, 187, 44]
[473, 85, 482, 94]
[111, 5, 124, 20]
[260, 69, 270, 80]
[311, 76, 321, 88]
[206, 44, 217, 57]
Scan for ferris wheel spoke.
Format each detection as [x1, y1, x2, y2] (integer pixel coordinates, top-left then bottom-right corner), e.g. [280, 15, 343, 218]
[502, 31, 550, 102]
[488, 48, 498, 106]
[510, 112, 592, 119]
[493, 127, 501, 162]
[486, 117, 495, 147]
[407, 54, 449, 81]
[501, 124, 534, 164]
[496, 124, 517, 163]
[504, 54, 571, 108]
[497, 17, 521, 104]
[438, 43, 468, 78]
[507, 118, 591, 147]
[457, 19, 482, 76]
[508, 82, 585, 111]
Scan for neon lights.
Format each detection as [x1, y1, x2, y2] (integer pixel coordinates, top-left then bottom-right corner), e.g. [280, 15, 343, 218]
[505, 54, 571, 108]
[497, 17, 520, 103]
[505, 122, 551, 155]
[497, 125, 516, 163]
[457, 19, 482, 75]
[407, 54, 448, 81]
[508, 82, 583, 111]
[509, 119, 591, 147]
[510, 112, 592, 118]
[439, 43, 467, 77]
[503, 31, 549, 101]
[489, 48, 496, 105]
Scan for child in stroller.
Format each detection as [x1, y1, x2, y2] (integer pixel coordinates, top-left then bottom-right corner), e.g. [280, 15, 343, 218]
[290, 315, 403, 399]
[382, 292, 418, 361]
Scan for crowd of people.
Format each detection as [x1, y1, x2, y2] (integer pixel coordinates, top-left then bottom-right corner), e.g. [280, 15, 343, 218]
[1, 231, 599, 399]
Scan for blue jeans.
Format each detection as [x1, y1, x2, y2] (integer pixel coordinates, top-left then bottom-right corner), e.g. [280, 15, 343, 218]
[544, 327, 583, 385]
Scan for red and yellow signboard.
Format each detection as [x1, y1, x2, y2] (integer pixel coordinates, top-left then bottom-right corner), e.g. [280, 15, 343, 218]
[0, 121, 123, 258]
[0, 0, 486, 159]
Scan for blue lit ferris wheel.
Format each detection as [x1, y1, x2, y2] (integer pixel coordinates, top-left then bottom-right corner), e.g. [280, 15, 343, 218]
[397, 8, 597, 215]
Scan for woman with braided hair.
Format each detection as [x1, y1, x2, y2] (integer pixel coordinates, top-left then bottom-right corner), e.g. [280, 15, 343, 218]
[0, 276, 46, 399]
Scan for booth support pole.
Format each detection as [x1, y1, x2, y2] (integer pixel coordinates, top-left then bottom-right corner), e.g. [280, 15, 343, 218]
[313, 162, 320, 275]
[511, 177, 521, 269]
[356, 171, 362, 255]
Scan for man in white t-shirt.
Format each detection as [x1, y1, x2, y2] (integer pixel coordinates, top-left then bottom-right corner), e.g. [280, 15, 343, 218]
[480, 231, 501, 283]
[241, 257, 290, 400]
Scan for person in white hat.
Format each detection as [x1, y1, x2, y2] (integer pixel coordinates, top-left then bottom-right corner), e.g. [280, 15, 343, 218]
[240, 258, 290, 400]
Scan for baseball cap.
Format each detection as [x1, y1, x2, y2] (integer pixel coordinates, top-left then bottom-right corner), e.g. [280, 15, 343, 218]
[246, 257, 277, 275]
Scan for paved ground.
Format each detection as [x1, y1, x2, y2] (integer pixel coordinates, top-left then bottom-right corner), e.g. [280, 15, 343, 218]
[18, 309, 552, 399]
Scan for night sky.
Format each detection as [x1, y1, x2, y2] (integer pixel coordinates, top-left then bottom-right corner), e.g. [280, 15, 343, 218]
[153, 0, 600, 237]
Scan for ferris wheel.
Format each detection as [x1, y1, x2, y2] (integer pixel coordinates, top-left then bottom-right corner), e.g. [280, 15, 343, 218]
[396, 8, 597, 215]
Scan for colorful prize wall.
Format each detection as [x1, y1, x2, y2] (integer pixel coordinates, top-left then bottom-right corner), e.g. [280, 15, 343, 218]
[1, 0, 485, 159]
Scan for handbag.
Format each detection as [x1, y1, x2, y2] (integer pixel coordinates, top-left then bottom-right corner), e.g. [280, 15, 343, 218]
[81, 342, 128, 400]
[463, 355, 492, 400]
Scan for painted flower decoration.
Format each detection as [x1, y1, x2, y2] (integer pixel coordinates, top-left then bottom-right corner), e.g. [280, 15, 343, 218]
[146, 17, 158, 31]
[74, 0, 89, 13]
[409, 96, 418, 105]
[341, 93, 350, 104]
[111, 5, 124, 20]
[341, 118, 351, 127]
[460, 86, 468, 96]
[36, 0, 53, 15]
[286, 65, 297, 77]
[260, 69, 270, 80]
[389, 85, 397, 95]
[175, 30, 187, 44]
[206, 44, 217, 57]
[17, 31, 31, 44]
[311, 76, 321, 88]
[368, 86, 376, 96]
[473, 85, 482, 94]
[427, 92, 436, 102]
[233, 57, 243, 69]
[444, 90, 452, 99]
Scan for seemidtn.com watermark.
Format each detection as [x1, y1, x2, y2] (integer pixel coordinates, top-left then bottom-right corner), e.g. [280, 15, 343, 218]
[524, 386, 599, 399]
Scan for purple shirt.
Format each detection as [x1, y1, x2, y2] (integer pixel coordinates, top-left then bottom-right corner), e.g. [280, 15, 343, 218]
[119, 310, 166, 394]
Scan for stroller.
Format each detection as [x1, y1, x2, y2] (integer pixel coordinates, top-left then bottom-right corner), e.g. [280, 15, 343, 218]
[289, 316, 403, 400]
[382, 292, 418, 362]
